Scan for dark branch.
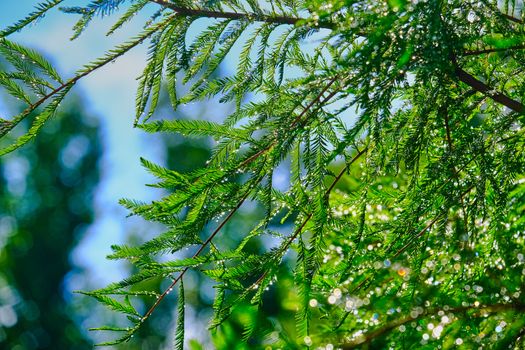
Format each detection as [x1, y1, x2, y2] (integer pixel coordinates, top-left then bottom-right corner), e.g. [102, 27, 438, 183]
[463, 45, 525, 56]
[150, 0, 307, 26]
[340, 302, 525, 349]
[454, 66, 524, 114]
[501, 12, 524, 24]
[154, 1, 523, 115]
[141, 186, 253, 323]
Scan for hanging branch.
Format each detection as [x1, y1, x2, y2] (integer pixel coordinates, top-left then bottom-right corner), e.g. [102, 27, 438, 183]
[454, 65, 524, 114]
[239, 75, 342, 169]
[0, 15, 172, 155]
[137, 74, 345, 328]
[463, 44, 525, 56]
[149, 0, 312, 26]
[249, 146, 369, 291]
[340, 302, 525, 349]
[140, 186, 252, 323]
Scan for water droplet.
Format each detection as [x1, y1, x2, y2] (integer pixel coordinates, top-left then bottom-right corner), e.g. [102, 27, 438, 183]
[467, 10, 477, 23]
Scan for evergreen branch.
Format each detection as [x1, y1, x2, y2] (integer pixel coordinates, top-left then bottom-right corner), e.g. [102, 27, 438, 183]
[0, 0, 64, 38]
[1, 15, 170, 155]
[500, 13, 524, 24]
[139, 186, 254, 326]
[454, 65, 524, 114]
[10, 28, 163, 125]
[291, 76, 339, 128]
[239, 75, 342, 169]
[393, 184, 474, 259]
[340, 302, 525, 349]
[249, 146, 368, 290]
[5, 2, 523, 348]
[348, 183, 477, 304]
[462, 45, 525, 56]
[148, 0, 331, 28]
[392, 214, 444, 259]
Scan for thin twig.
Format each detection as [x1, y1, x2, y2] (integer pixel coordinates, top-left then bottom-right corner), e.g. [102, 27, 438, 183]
[340, 302, 525, 349]
[249, 146, 369, 291]
[443, 108, 453, 152]
[149, 0, 332, 28]
[454, 65, 524, 113]
[463, 45, 525, 56]
[393, 184, 474, 258]
[140, 187, 252, 322]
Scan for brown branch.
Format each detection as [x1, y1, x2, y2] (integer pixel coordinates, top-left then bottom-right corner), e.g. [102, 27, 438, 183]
[443, 108, 454, 152]
[340, 302, 525, 349]
[392, 214, 443, 258]
[463, 45, 525, 56]
[149, 0, 316, 27]
[249, 146, 369, 290]
[291, 76, 339, 127]
[501, 12, 524, 24]
[140, 187, 252, 323]
[454, 65, 524, 114]
[393, 184, 474, 258]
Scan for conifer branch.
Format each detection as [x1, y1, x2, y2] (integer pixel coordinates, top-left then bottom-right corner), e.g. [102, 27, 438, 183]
[463, 45, 525, 56]
[454, 65, 524, 114]
[140, 186, 253, 323]
[392, 215, 443, 259]
[250, 146, 369, 290]
[240, 75, 342, 169]
[340, 302, 525, 349]
[393, 184, 474, 258]
[5, 2, 523, 348]
[140, 75, 347, 326]
[149, 0, 316, 27]
[0, 0, 65, 38]
[8, 17, 168, 129]
[347, 182, 476, 308]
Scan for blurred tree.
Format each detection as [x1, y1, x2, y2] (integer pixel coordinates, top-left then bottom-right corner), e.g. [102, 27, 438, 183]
[0, 99, 101, 349]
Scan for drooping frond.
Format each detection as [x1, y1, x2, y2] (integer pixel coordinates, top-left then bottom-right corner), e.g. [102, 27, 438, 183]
[0, 0, 65, 38]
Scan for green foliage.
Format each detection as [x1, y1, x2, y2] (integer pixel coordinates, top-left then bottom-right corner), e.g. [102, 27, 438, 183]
[1, 0, 525, 349]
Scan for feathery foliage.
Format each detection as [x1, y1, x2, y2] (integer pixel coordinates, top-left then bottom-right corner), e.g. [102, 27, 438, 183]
[2, 0, 525, 348]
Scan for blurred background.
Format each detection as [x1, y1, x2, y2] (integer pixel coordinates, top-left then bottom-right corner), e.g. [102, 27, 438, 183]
[0, 2, 292, 349]
[0, 1, 183, 348]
